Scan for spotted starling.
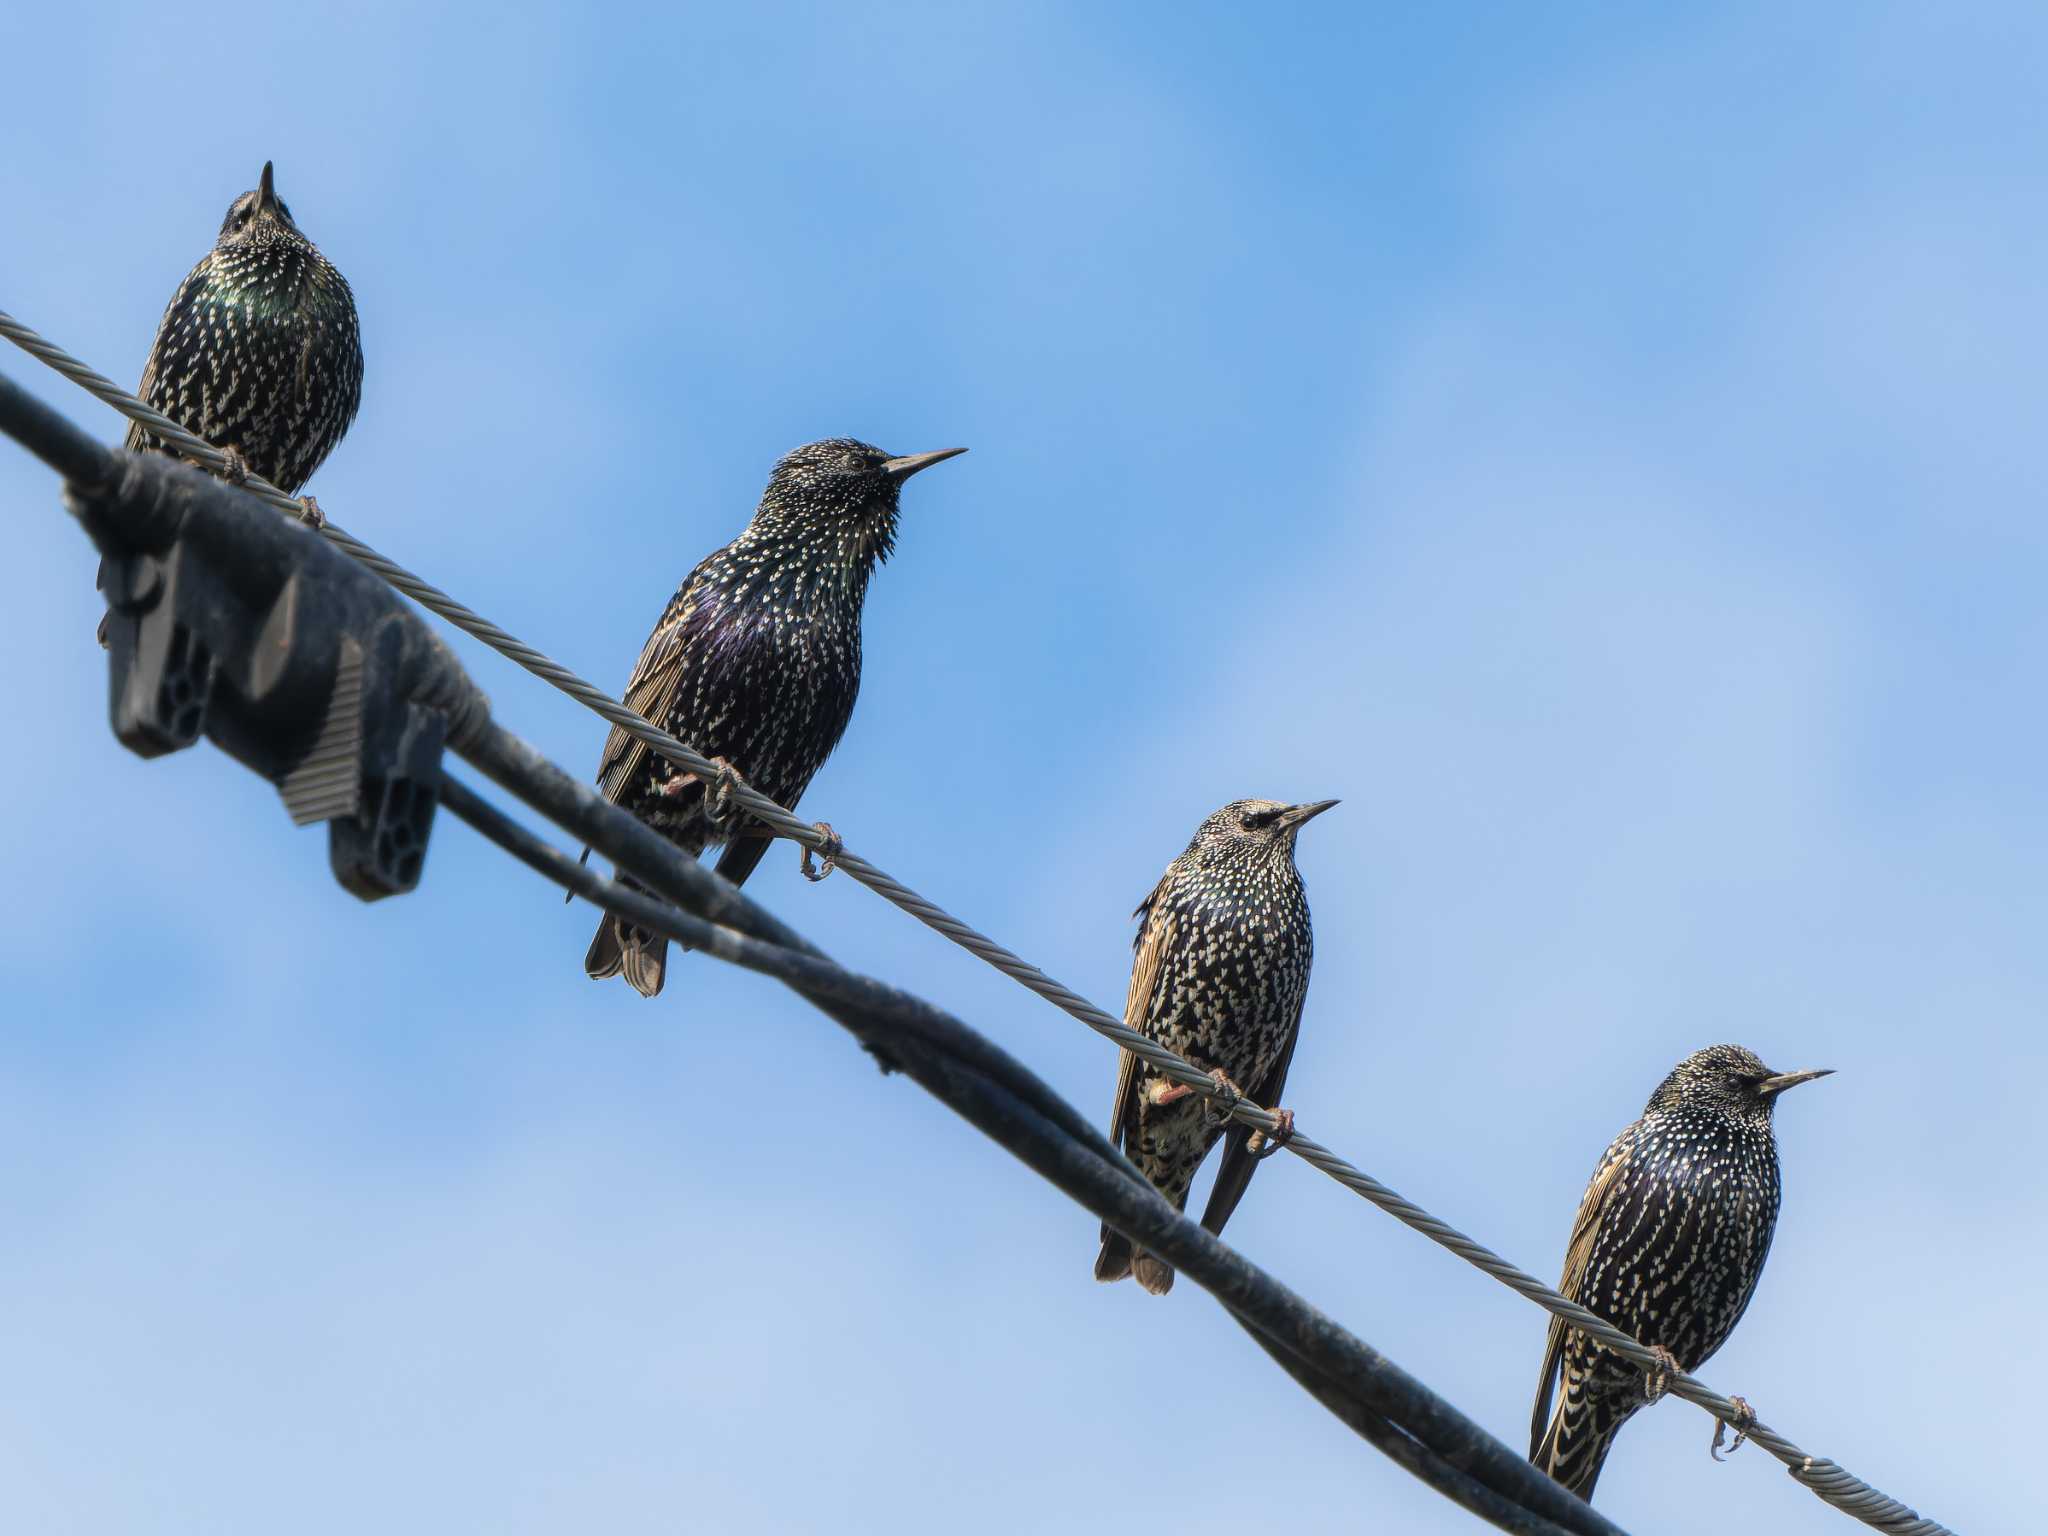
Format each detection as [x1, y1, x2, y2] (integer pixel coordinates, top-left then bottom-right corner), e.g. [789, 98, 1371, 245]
[99, 162, 362, 638]
[1530, 1044, 1832, 1500]
[1094, 798, 1334, 1295]
[584, 438, 965, 998]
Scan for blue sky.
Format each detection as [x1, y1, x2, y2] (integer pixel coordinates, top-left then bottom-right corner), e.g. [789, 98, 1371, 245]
[0, 3, 2039, 1531]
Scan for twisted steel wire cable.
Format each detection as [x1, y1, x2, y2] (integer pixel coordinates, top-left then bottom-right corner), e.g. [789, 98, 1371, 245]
[1, 313, 1952, 1535]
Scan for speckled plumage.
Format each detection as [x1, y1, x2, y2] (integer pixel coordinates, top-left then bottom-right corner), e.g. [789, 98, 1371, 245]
[98, 164, 361, 644]
[1094, 798, 1334, 1295]
[1531, 1044, 1831, 1500]
[585, 438, 963, 997]
[125, 162, 361, 495]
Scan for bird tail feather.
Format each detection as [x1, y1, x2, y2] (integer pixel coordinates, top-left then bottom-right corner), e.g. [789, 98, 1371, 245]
[1094, 1227, 1134, 1284]
[1094, 1223, 1175, 1294]
[586, 898, 667, 999]
[1131, 1253, 1175, 1294]
[1533, 1389, 1620, 1501]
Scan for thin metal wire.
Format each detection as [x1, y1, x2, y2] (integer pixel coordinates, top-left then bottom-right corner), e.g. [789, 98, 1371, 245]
[4, 309, 1953, 1535]
[438, 767, 1629, 1536]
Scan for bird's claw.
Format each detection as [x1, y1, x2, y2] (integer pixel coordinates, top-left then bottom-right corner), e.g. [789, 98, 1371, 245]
[1247, 1107, 1296, 1160]
[1644, 1345, 1683, 1403]
[1149, 1067, 1236, 1111]
[296, 494, 326, 530]
[1201, 1068, 1246, 1127]
[217, 446, 252, 486]
[800, 821, 841, 882]
[1710, 1396, 1755, 1462]
[701, 756, 745, 829]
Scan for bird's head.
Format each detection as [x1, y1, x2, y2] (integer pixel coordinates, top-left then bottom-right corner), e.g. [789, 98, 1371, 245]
[215, 162, 308, 250]
[757, 438, 965, 570]
[1188, 798, 1339, 868]
[1649, 1044, 1833, 1123]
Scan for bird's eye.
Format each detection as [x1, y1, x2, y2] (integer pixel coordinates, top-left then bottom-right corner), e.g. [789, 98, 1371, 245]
[1243, 808, 1279, 829]
[840, 453, 867, 474]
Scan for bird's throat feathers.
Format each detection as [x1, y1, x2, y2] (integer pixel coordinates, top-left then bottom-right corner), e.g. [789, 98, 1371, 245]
[204, 240, 335, 319]
[731, 503, 898, 598]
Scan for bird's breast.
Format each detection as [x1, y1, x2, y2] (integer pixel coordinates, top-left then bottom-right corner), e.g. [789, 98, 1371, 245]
[669, 588, 864, 797]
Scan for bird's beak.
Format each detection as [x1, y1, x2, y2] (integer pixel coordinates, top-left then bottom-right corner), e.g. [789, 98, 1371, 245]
[880, 447, 967, 481]
[1758, 1067, 1833, 1097]
[1281, 799, 1340, 830]
[256, 161, 280, 216]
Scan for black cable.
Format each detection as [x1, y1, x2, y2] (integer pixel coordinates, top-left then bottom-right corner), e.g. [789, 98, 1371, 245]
[0, 369, 115, 489]
[436, 772, 1142, 1187]
[0, 356, 1954, 1536]
[438, 772, 1630, 1536]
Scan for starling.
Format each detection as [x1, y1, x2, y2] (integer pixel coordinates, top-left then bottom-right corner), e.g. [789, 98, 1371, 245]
[99, 162, 362, 638]
[1094, 798, 1334, 1295]
[584, 438, 965, 998]
[1530, 1044, 1832, 1500]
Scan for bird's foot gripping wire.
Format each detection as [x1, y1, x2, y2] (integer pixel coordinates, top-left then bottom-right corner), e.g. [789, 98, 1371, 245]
[701, 757, 745, 829]
[1644, 1345, 1684, 1403]
[216, 445, 252, 486]
[1203, 1069, 1249, 1127]
[1247, 1107, 1297, 1161]
[1147, 1067, 1244, 1119]
[296, 494, 326, 530]
[1710, 1396, 1755, 1462]
[656, 756, 747, 826]
[800, 822, 842, 883]
[1201, 1069, 1248, 1126]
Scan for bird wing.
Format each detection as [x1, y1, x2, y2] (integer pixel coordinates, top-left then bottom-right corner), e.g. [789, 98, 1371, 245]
[123, 357, 158, 455]
[1530, 1126, 1637, 1456]
[124, 267, 196, 456]
[1105, 876, 1175, 1155]
[593, 577, 704, 807]
[1196, 1004, 1305, 1240]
